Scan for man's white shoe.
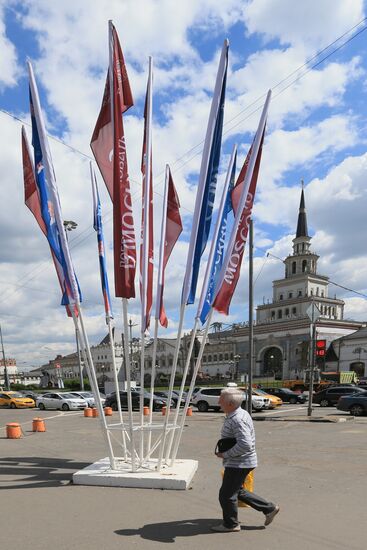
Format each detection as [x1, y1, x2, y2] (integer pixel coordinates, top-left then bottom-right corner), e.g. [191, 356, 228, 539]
[264, 505, 280, 526]
[211, 523, 241, 532]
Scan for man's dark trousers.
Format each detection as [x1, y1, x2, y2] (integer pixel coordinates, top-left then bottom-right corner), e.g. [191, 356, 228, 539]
[219, 467, 275, 528]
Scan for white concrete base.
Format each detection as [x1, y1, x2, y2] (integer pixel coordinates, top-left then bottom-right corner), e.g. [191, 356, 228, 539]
[72, 457, 198, 490]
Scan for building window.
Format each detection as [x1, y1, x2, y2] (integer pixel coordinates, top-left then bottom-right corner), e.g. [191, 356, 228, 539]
[285, 308, 289, 316]
[292, 307, 297, 314]
[230, 353, 234, 360]
[288, 292, 293, 299]
[202, 356, 206, 363]
[219, 354, 223, 361]
[302, 260, 307, 272]
[316, 287, 319, 296]
[224, 353, 229, 360]
[321, 291, 324, 297]
[310, 289, 313, 296]
[277, 310, 282, 319]
[292, 261, 296, 274]
[298, 290, 302, 297]
[208, 355, 212, 362]
[332, 307, 336, 316]
[279, 294, 283, 301]
[271, 310, 275, 319]
[213, 354, 217, 362]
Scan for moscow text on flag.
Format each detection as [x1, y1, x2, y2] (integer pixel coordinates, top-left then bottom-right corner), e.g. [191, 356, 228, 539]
[27, 61, 81, 308]
[213, 130, 265, 315]
[182, 40, 229, 306]
[91, 167, 113, 320]
[91, 21, 136, 299]
[140, 61, 154, 332]
[156, 167, 182, 328]
[198, 151, 236, 325]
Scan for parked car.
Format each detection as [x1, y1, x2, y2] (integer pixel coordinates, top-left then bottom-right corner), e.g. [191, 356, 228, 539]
[0, 391, 35, 409]
[191, 387, 270, 412]
[337, 390, 367, 416]
[313, 385, 365, 407]
[251, 388, 283, 408]
[19, 390, 39, 401]
[104, 390, 172, 411]
[265, 387, 307, 404]
[36, 392, 87, 411]
[154, 390, 185, 408]
[70, 391, 106, 408]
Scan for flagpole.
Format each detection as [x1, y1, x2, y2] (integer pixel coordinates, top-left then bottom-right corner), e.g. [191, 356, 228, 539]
[156, 302, 185, 471]
[122, 297, 136, 471]
[147, 164, 170, 455]
[169, 308, 214, 465]
[248, 218, 254, 415]
[139, 55, 154, 463]
[72, 307, 116, 468]
[107, 318, 127, 458]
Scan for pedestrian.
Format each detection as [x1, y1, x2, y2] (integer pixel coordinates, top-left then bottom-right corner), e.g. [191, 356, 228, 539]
[211, 387, 280, 533]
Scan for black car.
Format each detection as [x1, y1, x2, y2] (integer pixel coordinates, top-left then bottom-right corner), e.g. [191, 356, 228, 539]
[337, 390, 367, 416]
[105, 390, 169, 411]
[154, 390, 186, 408]
[313, 385, 364, 407]
[265, 387, 307, 404]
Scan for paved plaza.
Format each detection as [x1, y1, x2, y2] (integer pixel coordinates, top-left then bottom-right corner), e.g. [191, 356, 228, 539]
[0, 406, 366, 550]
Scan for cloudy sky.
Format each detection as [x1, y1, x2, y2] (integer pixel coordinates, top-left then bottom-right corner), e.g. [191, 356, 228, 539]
[1, 0, 367, 369]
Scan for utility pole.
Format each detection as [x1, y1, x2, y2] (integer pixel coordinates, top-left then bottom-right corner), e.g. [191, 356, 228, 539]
[306, 301, 320, 417]
[247, 218, 253, 416]
[0, 324, 10, 390]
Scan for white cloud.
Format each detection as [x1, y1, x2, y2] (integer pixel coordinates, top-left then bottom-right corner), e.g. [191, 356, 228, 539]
[0, 3, 19, 88]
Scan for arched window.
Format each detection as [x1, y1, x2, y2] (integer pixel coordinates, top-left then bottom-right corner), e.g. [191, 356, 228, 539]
[213, 354, 218, 362]
[302, 260, 307, 272]
[292, 261, 296, 274]
[279, 294, 283, 301]
[208, 355, 212, 362]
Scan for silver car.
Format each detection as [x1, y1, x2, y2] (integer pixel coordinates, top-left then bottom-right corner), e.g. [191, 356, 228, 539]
[36, 392, 87, 411]
[70, 391, 106, 408]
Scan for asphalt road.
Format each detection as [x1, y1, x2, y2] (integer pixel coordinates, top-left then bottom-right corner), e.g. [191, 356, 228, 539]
[0, 404, 366, 549]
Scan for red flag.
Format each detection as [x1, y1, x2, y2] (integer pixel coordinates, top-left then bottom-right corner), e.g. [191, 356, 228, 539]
[213, 130, 265, 314]
[157, 167, 182, 328]
[91, 21, 136, 299]
[140, 62, 154, 331]
[22, 126, 46, 236]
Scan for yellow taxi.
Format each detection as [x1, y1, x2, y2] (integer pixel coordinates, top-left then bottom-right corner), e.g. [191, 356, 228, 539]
[252, 388, 283, 409]
[0, 391, 35, 409]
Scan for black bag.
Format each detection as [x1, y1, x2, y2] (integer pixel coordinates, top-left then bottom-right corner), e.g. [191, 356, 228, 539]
[215, 437, 236, 455]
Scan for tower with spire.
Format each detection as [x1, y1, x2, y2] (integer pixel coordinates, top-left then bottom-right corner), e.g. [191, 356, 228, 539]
[257, 186, 345, 325]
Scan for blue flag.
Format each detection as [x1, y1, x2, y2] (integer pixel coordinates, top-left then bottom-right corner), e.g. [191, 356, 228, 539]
[199, 151, 236, 324]
[91, 167, 113, 320]
[182, 40, 228, 307]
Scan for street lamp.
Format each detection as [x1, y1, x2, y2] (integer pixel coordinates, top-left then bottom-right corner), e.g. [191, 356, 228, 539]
[0, 324, 10, 390]
[234, 354, 241, 381]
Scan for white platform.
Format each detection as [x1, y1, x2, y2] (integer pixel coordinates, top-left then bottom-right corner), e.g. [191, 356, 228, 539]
[73, 457, 198, 490]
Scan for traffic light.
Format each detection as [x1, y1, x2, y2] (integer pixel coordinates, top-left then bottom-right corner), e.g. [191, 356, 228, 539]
[315, 339, 327, 358]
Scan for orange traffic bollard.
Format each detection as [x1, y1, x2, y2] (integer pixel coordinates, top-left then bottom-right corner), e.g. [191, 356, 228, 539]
[84, 408, 93, 417]
[104, 407, 113, 416]
[143, 406, 150, 416]
[186, 406, 193, 416]
[92, 408, 99, 417]
[6, 423, 22, 439]
[32, 418, 46, 432]
[162, 406, 167, 416]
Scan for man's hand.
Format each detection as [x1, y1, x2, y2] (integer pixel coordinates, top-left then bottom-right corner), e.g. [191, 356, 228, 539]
[215, 452, 224, 458]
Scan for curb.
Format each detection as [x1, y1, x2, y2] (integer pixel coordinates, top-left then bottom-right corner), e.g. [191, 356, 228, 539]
[253, 415, 354, 423]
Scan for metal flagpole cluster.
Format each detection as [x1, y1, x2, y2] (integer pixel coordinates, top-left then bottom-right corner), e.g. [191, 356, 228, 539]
[21, 18, 272, 477]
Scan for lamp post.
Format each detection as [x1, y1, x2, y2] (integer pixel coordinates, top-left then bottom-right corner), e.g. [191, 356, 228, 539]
[0, 324, 10, 390]
[234, 354, 241, 381]
[63, 220, 84, 390]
